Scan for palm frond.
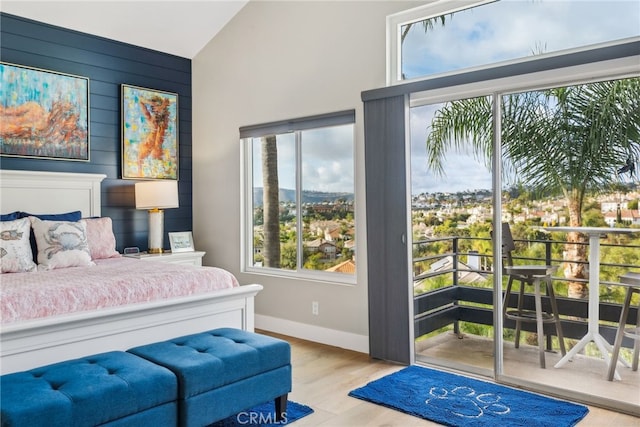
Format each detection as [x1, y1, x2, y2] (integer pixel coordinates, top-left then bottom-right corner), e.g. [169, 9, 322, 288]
[425, 96, 492, 176]
[425, 78, 640, 201]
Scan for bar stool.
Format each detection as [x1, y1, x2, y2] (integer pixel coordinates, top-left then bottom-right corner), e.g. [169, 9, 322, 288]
[500, 223, 566, 368]
[607, 271, 640, 381]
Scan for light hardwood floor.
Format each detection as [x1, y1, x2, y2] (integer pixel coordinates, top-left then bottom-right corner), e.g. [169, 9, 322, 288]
[260, 331, 640, 426]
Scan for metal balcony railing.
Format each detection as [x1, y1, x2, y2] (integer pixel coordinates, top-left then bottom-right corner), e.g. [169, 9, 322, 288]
[413, 235, 640, 351]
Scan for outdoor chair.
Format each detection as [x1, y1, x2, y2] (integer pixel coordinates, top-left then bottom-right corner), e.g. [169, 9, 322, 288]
[607, 271, 640, 381]
[498, 222, 567, 368]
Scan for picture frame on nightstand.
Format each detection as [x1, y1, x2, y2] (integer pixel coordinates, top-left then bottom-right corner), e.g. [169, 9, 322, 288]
[169, 231, 194, 253]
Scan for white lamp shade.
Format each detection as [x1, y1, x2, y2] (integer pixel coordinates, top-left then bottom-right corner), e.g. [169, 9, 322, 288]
[135, 181, 179, 210]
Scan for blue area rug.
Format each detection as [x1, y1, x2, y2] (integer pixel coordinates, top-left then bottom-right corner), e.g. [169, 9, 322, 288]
[207, 401, 313, 426]
[349, 365, 588, 427]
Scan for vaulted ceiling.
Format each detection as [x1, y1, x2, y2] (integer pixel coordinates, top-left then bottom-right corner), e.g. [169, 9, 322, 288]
[0, 1, 248, 58]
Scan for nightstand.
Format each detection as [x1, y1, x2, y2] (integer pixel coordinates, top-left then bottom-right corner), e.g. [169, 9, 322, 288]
[125, 251, 206, 266]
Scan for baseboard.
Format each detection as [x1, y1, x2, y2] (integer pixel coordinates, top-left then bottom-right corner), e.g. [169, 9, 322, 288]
[255, 314, 369, 354]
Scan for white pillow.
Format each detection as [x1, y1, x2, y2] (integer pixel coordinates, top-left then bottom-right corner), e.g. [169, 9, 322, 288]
[29, 217, 94, 270]
[1, 218, 37, 273]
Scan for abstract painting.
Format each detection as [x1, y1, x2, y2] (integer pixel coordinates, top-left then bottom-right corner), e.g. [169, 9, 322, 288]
[0, 62, 89, 161]
[121, 84, 178, 180]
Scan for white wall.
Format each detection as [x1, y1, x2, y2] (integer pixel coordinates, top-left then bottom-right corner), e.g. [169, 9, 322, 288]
[192, 0, 423, 352]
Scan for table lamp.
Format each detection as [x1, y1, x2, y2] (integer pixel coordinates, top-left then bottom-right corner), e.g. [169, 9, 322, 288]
[135, 180, 179, 253]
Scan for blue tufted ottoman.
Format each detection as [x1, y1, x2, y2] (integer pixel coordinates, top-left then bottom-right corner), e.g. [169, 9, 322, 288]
[128, 328, 292, 427]
[0, 351, 178, 427]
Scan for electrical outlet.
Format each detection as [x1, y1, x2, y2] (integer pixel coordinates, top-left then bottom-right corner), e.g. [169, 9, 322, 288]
[312, 301, 319, 315]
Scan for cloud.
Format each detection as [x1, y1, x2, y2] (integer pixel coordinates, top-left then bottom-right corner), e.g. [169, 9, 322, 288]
[251, 124, 354, 193]
[411, 105, 492, 194]
[301, 125, 354, 193]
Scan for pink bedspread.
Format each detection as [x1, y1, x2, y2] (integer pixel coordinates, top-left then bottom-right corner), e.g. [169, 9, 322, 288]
[1, 257, 239, 324]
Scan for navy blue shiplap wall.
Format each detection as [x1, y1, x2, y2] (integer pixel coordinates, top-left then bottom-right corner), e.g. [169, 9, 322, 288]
[0, 13, 193, 251]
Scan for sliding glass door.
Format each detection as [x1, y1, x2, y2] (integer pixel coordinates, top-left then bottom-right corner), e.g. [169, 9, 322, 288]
[409, 75, 640, 413]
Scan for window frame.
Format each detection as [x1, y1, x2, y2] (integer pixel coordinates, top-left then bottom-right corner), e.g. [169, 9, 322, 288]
[386, 0, 639, 86]
[386, 0, 492, 85]
[240, 110, 357, 285]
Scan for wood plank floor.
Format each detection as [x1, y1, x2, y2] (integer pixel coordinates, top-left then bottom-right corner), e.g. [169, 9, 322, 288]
[260, 331, 640, 426]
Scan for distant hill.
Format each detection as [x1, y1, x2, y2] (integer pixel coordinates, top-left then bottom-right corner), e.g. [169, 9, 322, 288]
[253, 188, 354, 205]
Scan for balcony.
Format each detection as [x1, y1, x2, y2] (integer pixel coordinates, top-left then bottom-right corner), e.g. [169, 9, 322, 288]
[412, 234, 639, 415]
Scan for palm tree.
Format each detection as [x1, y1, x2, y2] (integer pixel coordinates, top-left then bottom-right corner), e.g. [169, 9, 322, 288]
[425, 78, 640, 298]
[400, 16, 446, 44]
[262, 135, 280, 268]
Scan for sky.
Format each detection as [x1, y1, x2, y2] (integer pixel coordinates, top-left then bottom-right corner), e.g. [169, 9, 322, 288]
[411, 104, 493, 195]
[407, 0, 640, 194]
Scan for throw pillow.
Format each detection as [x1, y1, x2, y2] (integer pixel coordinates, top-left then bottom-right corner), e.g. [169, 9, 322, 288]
[83, 217, 120, 260]
[19, 211, 83, 260]
[29, 217, 94, 270]
[1, 218, 37, 273]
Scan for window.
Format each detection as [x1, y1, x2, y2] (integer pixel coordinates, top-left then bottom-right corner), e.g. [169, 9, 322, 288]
[241, 110, 356, 283]
[387, 0, 640, 85]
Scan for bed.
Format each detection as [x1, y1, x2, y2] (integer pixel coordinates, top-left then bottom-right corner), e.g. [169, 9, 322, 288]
[0, 169, 262, 374]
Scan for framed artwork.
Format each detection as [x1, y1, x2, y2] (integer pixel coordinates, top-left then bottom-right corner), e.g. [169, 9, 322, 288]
[169, 231, 194, 253]
[0, 62, 89, 161]
[122, 84, 178, 180]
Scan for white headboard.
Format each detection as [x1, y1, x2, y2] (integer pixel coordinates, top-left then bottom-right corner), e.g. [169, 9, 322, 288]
[0, 170, 107, 217]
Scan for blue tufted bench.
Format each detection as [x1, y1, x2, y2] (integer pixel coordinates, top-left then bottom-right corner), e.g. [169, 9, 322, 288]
[0, 351, 178, 427]
[128, 327, 292, 427]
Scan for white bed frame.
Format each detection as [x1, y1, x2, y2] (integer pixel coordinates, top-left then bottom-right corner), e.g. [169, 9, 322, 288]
[0, 170, 262, 374]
